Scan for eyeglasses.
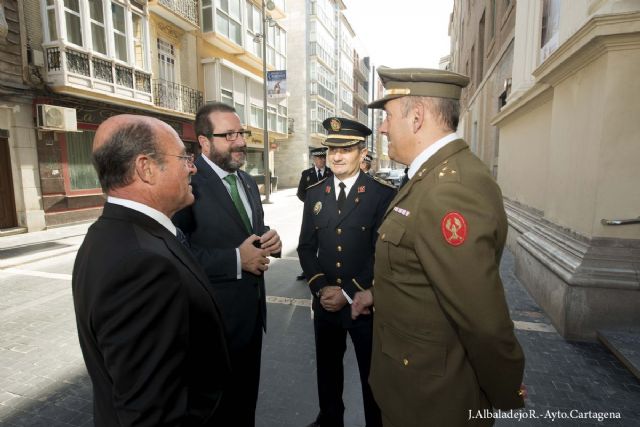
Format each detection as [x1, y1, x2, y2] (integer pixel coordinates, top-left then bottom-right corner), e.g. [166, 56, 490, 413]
[210, 130, 252, 141]
[156, 152, 195, 167]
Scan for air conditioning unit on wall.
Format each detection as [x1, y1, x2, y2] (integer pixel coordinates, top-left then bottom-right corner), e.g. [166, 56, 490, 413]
[36, 104, 78, 131]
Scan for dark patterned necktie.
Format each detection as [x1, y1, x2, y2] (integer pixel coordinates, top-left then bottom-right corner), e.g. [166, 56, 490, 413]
[337, 182, 346, 212]
[176, 227, 190, 248]
[317, 169, 322, 181]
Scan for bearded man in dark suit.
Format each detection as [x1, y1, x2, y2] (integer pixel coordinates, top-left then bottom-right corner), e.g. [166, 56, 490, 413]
[173, 102, 282, 427]
[72, 114, 230, 426]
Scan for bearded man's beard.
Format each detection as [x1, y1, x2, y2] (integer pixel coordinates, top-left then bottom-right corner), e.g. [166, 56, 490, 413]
[210, 146, 247, 172]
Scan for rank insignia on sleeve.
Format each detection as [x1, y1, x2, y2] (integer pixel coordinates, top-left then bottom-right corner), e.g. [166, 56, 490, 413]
[325, 186, 331, 194]
[357, 185, 366, 193]
[441, 212, 467, 246]
[313, 201, 322, 215]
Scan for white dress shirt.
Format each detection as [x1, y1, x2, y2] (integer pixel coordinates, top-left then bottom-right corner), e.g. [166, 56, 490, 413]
[107, 196, 177, 236]
[331, 171, 362, 304]
[201, 154, 254, 279]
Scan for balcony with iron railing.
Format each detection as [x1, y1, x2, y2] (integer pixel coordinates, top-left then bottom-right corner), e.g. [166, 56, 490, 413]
[149, 0, 199, 30]
[353, 83, 368, 103]
[153, 79, 203, 115]
[44, 43, 152, 104]
[358, 110, 368, 125]
[309, 42, 335, 70]
[341, 101, 353, 117]
[354, 58, 370, 80]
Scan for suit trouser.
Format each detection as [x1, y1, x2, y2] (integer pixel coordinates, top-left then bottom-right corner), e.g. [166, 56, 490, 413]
[212, 319, 263, 427]
[313, 315, 382, 427]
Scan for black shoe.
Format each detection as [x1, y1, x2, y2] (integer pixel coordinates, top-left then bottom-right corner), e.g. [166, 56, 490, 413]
[296, 273, 306, 280]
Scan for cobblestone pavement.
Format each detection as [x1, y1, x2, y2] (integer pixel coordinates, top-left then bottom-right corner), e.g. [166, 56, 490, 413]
[0, 189, 639, 426]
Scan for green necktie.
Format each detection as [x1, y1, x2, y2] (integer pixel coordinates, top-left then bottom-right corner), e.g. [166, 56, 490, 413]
[223, 174, 252, 233]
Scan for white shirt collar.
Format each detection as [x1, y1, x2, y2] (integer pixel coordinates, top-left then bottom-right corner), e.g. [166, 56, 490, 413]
[107, 196, 177, 236]
[333, 171, 360, 199]
[408, 133, 459, 179]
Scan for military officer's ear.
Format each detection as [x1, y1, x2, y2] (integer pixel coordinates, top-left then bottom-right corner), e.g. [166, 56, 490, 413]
[412, 101, 425, 133]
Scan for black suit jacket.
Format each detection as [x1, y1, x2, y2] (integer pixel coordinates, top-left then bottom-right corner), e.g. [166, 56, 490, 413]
[297, 173, 396, 327]
[173, 155, 277, 351]
[72, 203, 230, 427]
[297, 166, 333, 202]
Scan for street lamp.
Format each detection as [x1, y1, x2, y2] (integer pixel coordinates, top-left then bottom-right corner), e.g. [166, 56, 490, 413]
[255, 0, 276, 203]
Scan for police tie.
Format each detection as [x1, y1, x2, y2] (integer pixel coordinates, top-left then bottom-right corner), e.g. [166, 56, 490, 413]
[317, 169, 323, 181]
[223, 174, 252, 233]
[337, 182, 346, 213]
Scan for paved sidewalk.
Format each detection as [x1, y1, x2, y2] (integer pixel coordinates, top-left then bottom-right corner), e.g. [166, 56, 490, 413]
[0, 188, 639, 426]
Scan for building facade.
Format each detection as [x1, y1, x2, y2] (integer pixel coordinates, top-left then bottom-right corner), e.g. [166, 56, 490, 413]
[0, 0, 45, 232]
[278, 0, 369, 188]
[3, 0, 288, 230]
[450, 0, 640, 340]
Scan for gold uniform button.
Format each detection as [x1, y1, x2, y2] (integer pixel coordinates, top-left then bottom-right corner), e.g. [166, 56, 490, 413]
[336, 262, 341, 268]
[403, 358, 409, 366]
[337, 246, 342, 252]
[336, 278, 342, 284]
[337, 228, 342, 235]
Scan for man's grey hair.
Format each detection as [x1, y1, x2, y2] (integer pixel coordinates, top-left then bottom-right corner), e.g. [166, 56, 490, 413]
[401, 96, 461, 132]
[92, 122, 161, 192]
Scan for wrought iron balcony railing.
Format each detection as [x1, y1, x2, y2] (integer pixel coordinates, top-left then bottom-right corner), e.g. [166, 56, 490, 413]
[158, 0, 199, 26]
[45, 45, 151, 96]
[153, 79, 203, 115]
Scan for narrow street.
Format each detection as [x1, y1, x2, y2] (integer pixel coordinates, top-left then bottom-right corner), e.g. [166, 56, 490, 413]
[0, 188, 639, 426]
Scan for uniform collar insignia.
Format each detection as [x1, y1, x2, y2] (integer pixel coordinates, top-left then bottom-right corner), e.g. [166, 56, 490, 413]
[358, 185, 366, 193]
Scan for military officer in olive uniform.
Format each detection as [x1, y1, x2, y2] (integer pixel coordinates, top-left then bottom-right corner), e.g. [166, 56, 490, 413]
[352, 68, 526, 427]
[297, 147, 333, 202]
[298, 117, 396, 427]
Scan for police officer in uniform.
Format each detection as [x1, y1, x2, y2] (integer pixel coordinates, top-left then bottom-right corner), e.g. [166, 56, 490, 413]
[297, 147, 332, 202]
[360, 154, 373, 175]
[352, 68, 526, 427]
[298, 117, 396, 427]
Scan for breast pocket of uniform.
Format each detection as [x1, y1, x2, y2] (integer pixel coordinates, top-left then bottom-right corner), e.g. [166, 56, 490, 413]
[377, 219, 405, 275]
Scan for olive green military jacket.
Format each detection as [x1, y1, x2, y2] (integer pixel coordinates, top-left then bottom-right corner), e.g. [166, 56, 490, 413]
[370, 139, 525, 427]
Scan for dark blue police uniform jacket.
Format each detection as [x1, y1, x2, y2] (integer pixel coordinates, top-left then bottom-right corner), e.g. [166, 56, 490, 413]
[297, 172, 396, 327]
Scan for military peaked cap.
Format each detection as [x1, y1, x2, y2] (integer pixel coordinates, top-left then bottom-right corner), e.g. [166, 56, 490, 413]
[322, 117, 372, 148]
[368, 67, 470, 109]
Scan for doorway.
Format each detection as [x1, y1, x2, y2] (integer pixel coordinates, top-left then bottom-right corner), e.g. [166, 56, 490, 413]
[0, 133, 18, 229]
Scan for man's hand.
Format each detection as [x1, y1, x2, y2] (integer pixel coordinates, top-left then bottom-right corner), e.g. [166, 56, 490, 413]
[259, 229, 282, 255]
[239, 235, 270, 275]
[351, 290, 373, 319]
[320, 286, 347, 312]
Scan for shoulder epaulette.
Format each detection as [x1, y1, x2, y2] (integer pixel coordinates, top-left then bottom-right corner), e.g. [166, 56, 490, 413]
[306, 176, 329, 190]
[371, 175, 397, 189]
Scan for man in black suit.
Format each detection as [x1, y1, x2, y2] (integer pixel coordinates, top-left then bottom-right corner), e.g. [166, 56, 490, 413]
[298, 117, 396, 427]
[296, 148, 332, 280]
[72, 114, 230, 426]
[297, 147, 332, 202]
[173, 102, 282, 427]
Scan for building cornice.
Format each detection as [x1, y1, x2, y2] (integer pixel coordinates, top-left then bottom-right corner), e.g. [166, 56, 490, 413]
[492, 11, 640, 126]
